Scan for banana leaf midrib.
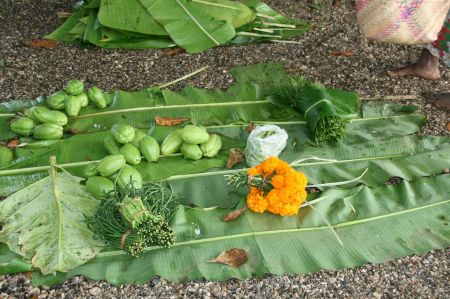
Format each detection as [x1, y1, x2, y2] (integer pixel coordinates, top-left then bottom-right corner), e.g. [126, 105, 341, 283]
[1, 145, 447, 183]
[70, 99, 272, 119]
[97, 199, 450, 257]
[173, 0, 221, 46]
[191, 0, 242, 11]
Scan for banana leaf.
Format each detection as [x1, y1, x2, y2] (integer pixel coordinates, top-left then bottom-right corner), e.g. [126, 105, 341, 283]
[64, 82, 278, 134]
[47, 0, 311, 52]
[139, 0, 237, 53]
[0, 160, 104, 275]
[98, 0, 168, 36]
[6, 173, 445, 285]
[0, 113, 437, 201]
[0, 244, 32, 275]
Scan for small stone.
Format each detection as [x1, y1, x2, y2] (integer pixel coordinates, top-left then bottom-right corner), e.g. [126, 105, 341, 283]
[89, 287, 102, 297]
[71, 276, 83, 285]
[443, 168, 450, 174]
[372, 292, 382, 299]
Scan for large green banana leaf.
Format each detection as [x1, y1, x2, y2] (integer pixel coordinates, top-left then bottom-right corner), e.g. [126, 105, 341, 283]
[0, 165, 103, 275]
[139, 0, 237, 53]
[47, 0, 311, 52]
[2, 174, 446, 285]
[98, 0, 168, 36]
[0, 113, 429, 198]
[189, 0, 255, 28]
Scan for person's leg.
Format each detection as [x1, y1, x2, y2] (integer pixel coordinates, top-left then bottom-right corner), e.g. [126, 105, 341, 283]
[387, 48, 440, 80]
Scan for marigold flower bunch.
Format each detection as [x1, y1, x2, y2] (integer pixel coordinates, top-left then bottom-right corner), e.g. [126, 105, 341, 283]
[245, 157, 308, 216]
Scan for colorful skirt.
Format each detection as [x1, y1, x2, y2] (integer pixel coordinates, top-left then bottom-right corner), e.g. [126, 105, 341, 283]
[427, 9, 450, 66]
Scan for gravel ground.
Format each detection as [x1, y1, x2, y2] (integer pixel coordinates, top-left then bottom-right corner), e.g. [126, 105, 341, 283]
[0, 0, 449, 298]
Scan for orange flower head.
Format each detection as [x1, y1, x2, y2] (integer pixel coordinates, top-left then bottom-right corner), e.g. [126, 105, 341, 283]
[245, 157, 309, 217]
[247, 187, 268, 213]
[271, 174, 285, 189]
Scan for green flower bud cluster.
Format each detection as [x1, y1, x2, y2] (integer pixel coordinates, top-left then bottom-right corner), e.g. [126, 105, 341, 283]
[119, 197, 175, 256]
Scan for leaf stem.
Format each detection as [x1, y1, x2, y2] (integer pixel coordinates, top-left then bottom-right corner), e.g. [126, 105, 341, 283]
[159, 66, 209, 89]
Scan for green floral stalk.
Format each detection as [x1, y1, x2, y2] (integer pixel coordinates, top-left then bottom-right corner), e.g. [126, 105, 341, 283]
[89, 183, 177, 257]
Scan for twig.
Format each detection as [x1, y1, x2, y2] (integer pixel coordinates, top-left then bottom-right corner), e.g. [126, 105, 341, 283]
[159, 66, 208, 88]
[360, 95, 420, 101]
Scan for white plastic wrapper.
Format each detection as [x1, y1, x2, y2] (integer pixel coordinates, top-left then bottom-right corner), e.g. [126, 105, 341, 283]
[245, 125, 288, 167]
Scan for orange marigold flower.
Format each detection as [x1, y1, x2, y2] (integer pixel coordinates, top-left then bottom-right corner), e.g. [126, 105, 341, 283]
[247, 187, 268, 213]
[271, 174, 285, 189]
[245, 157, 309, 216]
[247, 165, 262, 176]
[261, 156, 281, 176]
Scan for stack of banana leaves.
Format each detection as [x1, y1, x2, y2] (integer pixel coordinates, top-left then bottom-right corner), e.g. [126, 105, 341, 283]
[46, 0, 311, 53]
[0, 63, 449, 286]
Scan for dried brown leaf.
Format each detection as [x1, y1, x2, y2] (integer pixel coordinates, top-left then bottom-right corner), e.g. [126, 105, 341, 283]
[226, 148, 244, 169]
[245, 123, 256, 133]
[160, 47, 186, 58]
[330, 50, 354, 57]
[155, 116, 190, 127]
[24, 271, 33, 279]
[30, 39, 59, 49]
[333, 0, 342, 7]
[222, 207, 247, 222]
[6, 138, 20, 149]
[209, 248, 248, 268]
[446, 122, 450, 131]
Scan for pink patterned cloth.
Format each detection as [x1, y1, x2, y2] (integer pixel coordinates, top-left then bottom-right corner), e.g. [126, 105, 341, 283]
[426, 9, 450, 66]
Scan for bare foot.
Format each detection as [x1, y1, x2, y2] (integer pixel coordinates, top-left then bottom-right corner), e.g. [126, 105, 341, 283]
[387, 49, 440, 80]
[423, 93, 450, 111]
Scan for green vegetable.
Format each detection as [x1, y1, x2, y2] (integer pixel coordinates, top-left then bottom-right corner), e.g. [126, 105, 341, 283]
[10, 117, 35, 136]
[200, 134, 222, 157]
[31, 107, 68, 126]
[0, 146, 14, 167]
[86, 176, 114, 199]
[120, 143, 142, 165]
[111, 124, 135, 144]
[160, 129, 183, 155]
[65, 79, 84, 95]
[181, 143, 202, 160]
[83, 163, 99, 178]
[131, 129, 147, 147]
[33, 123, 64, 140]
[48, 111, 69, 126]
[77, 92, 89, 108]
[139, 136, 160, 162]
[97, 154, 126, 177]
[29, 106, 51, 123]
[46, 91, 67, 110]
[23, 107, 37, 118]
[103, 135, 121, 155]
[65, 95, 82, 117]
[88, 87, 107, 108]
[181, 125, 209, 144]
[117, 165, 142, 190]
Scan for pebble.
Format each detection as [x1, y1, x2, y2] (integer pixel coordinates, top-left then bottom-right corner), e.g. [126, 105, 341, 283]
[88, 286, 102, 297]
[0, 0, 449, 298]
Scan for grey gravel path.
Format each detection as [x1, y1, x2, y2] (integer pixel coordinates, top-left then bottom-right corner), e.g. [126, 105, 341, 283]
[0, 0, 449, 298]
